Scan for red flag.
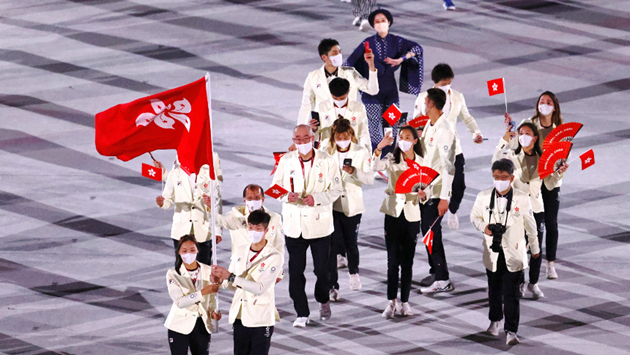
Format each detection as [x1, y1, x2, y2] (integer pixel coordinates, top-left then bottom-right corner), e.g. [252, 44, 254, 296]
[422, 229, 434, 254]
[141, 163, 162, 181]
[95, 76, 215, 179]
[487, 78, 504, 96]
[382, 104, 402, 126]
[364, 41, 371, 54]
[270, 152, 287, 176]
[265, 184, 289, 199]
[580, 149, 595, 170]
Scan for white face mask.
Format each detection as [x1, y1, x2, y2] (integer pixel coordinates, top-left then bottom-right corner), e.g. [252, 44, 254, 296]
[329, 53, 343, 67]
[333, 98, 348, 108]
[245, 199, 262, 212]
[248, 230, 265, 244]
[538, 104, 554, 116]
[493, 179, 511, 193]
[296, 141, 312, 155]
[398, 140, 414, 152]
[438, 84, 451, 94]
[518, 134, 534, 148]
[374, 22, 389, 33]
[181, 253, 197, 265]
[336, 140, 351, 149]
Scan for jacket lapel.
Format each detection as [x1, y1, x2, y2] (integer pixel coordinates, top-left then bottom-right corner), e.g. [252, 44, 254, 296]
[179, 169, 194, 201]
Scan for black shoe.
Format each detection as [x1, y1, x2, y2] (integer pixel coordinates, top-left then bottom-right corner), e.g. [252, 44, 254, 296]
[419, 274, 435, 286]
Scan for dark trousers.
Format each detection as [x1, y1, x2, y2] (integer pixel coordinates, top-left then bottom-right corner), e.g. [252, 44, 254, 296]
[172, 239, 212, 264]
[541, 184, 560, 261]
[384, 212, 420, 303]
[528, 212, 545, 284]
[168, 317, 210, 355]
[330, 211, 362, 289]
[449, 153, 466, 214]
[420, 199, 450, 281]
[285, 234, 331, 317]
[233, 319, 273, 355]
[487, 251, 523, 334]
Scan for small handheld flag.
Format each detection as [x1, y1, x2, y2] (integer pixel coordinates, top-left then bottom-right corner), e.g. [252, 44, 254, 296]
[142, 163, 162, 181]
[382, 104, 402, 126]
[579, 149, 595, 170]
[364, 41, 371, 54]
[265, 184, 289, 199]
[422, 217, 440, 255]
[487, 77, 507, 113]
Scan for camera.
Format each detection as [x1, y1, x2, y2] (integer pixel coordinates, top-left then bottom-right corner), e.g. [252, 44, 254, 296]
[487, 223, 506, 253]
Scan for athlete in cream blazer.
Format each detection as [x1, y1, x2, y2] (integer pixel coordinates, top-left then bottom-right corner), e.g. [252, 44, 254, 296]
[298, 65, 378, 124]
[470, 188, 540, 272]
[165, 263, 217, 335]
[217, 206, 284, 254]
[328, 142, 374, 217]
[271, 149, 343, 240]
[419, 114, 456, 201]
[315, 99, 371, 153]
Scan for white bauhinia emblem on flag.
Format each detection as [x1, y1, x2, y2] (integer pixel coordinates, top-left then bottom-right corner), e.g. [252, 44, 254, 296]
[492, 83, 498, 91]
[136, 98, 192, 131]
[148, 168, 156, 177]
[273, 189, 280, 194]
[388, 112, 396, 119]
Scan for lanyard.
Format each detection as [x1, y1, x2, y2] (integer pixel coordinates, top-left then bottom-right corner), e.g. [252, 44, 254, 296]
[488, 188, 512, 227]
[299, 155, 314, 180]
[249, 248, 262, 262]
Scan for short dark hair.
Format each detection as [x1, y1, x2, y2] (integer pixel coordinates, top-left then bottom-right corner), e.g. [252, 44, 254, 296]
[329, 77, 350, 97]
[492, 159, 515, 175]
[426, 88, 446, 110]
[431, 63, 454, 83]
[248, 209, 271, 230]
[318, 38, 339, 56]
[242, 184, 264, 198]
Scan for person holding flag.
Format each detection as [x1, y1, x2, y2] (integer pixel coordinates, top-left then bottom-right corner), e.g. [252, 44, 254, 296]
[272, 125, 343, 327]
[372, 125, 427, 318]
[470, 159, 539, 346]
[493, 122, 567, 299]
[344, 8, 424, 155]
[418, 89, 457, 293]
[412, 63, 484, 233]
[504, 91, 565, 279]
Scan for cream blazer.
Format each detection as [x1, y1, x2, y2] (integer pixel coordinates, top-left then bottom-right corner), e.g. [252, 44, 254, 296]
[372, 151, 425, 222]
[160, 161, 222, 242]
[298, 65, 379, 123]
[217, 206, 284, 255]
[420, 115, 457, 201]
[325, 143, 374, 217]
[164, 263, 216, 334]
[271, 149, 343, 239]
[492, 137, 562, 213]
[315, 99, 371, 153]
[470, 188, 539, 273]
[222, 242, 284, 327]
[414, 89, 481, 155]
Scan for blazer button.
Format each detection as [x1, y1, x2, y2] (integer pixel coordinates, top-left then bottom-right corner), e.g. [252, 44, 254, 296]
[190, 220, 193, 222]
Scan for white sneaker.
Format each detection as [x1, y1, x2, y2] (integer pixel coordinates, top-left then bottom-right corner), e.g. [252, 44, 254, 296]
[447, 212, 459, 230]
[487, 321, 501, 336]
[293, 317, 309, 328]
[420, 280, 454, 294]
[349, 273, 362, 291]
[506, 331, 520, 345]
[337, 255, 347, 268]
[382, 299, 399, 319]
[329, 288, 340, 302]
[319, 302, 331, 321]
[519, 282, 527, 298]
[400, 302, 414, 316]
[547, 261, 558, 279]
[352, 16, 362, 26]
[359, 19, 371, 32]
[528, 283, 545, 299]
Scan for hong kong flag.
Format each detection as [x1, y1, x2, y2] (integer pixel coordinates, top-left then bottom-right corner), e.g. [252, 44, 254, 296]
[141, 163, 162, 181]
[422, 229, 434, 254]
[382, 104, 402, 126]
[95, 74, 216, 179]
[487, 78, 505, 96]
[580, 149, 595, 170]
[265, 184, 289, 199]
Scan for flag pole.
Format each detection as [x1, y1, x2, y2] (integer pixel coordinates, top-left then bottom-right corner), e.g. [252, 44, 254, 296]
[205, 72, 220, 333]
[503, 77, 508, 113]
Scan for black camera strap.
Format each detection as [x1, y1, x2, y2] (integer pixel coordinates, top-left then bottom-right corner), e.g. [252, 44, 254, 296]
[488, 188, 513, 228]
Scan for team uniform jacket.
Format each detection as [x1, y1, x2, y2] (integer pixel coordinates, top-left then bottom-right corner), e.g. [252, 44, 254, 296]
[413, 89, 481, 155]
[325, 142, 374, 217]
[420, 115, 457, 200]
[492, 137, 562, 213]
[222, 242, 284, 327]
[271, 149, 343, 239]
[298, 65, 379, 123]
[217, 206, 285, 255]
[372, 151, 425, 222]
[165, 263, 217, 334]
[314, 99, 371, 153]
[470, 188, 540, 273]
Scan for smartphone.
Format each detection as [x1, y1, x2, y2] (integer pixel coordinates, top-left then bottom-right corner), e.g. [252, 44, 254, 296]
[311, 111, 320, 126]
[509, 120, 516, 132]
[384, 127, 393, 138]
[400, 112, 408, 123]
[343, 158, 352, 167]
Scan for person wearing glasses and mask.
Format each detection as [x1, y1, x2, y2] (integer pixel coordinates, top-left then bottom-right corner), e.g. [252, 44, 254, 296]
[271, 125, 343, 327]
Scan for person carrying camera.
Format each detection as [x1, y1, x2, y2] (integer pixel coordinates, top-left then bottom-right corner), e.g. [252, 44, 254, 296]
[470, 159, 539, 346]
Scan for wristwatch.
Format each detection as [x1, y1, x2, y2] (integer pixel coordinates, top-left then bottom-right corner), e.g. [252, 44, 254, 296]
[227, 273, 236, 283]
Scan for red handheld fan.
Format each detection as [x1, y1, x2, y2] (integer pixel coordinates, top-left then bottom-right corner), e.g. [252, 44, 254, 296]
[542, 122, 583, 150]
[395, 166, 440, 193]
[538, 142, 572, 179]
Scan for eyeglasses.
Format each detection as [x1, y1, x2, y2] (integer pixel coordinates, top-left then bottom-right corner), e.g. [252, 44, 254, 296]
[292, 138, 312, 144]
